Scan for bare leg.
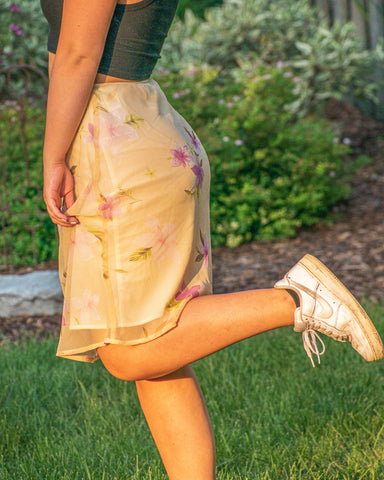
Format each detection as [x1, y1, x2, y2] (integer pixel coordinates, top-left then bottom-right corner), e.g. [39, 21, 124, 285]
[136, 365, 216, 480]
[98, 288, 295, 381]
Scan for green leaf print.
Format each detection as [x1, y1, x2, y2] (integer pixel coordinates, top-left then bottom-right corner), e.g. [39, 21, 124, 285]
[129, 247, 152, 262]
[96, 105, 109, 113]
[199, 229, 204, 245]
[116, 188, 140, 204]
[195, 253, 204, 262]
[145, 167, 156, 179]
[166, 298, 182, 311]
[124, 113, 144, 128]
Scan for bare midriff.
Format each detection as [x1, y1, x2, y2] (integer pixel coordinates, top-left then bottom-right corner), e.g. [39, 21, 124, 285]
[49, 0, 147, 84]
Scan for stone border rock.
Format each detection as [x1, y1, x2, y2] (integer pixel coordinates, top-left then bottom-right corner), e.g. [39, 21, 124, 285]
[0, 270, 62, 317]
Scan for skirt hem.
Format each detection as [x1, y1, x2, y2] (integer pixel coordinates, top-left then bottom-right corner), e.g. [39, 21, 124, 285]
[55, 296, 195, 362]
[56, 317, 178, 362]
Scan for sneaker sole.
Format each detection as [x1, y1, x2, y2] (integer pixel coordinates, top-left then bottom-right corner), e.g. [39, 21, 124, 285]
[299, 254, 384, 361]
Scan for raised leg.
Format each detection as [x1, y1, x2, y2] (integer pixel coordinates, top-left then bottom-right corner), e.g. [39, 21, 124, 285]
[136, 365, 216, 480]
[98, 288, 296, 381]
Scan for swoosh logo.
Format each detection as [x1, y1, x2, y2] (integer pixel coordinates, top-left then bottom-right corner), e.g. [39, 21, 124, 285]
[289, 278, 334, 320]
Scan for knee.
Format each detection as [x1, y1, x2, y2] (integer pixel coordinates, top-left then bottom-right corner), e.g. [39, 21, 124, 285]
[97, 345, 149, 382]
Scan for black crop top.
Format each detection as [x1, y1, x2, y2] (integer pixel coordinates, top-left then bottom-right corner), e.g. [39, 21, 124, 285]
[40, 0, 179, 81]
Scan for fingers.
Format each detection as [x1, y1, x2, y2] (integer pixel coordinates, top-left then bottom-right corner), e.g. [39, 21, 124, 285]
[63, 189, 79, 225]
[45, 196, 78, 227]
[43, 164, 79, 227]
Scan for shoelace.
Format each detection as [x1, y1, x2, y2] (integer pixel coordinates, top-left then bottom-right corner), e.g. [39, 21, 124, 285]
[302, 329, 325, 367]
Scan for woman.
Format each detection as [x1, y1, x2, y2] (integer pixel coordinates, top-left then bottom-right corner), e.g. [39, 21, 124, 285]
[41, 0, 384, 478]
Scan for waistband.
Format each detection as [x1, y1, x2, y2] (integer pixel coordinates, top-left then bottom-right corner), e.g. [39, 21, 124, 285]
[93, 78, 154, 90]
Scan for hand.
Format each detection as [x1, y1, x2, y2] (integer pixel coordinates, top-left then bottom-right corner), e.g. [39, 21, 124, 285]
[43, 162, 79, 227]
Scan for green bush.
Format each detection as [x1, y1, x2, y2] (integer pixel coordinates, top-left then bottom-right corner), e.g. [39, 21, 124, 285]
[0, 1, 48, 68]
[0, 1, 48, 98]
[0, 63, 370, 267]
[158, 0, 383, 115]
[157, 63, 369, 247]
[0, 0, 377, 267]
[0, 102, 56, 267]
[176, 0, 223, 20]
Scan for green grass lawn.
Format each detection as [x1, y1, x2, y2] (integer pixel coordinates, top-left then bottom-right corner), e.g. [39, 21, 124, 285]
[1, 303, 384, 479]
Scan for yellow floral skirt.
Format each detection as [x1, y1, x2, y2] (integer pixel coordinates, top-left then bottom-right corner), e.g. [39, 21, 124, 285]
[57, 79, 212, 362]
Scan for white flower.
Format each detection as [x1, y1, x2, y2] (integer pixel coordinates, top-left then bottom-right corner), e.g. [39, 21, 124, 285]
[70, 225, 98, 261]
[134, 215, 180, 264]
[97, 102, 139, 153]
[72, 290, 101, 325]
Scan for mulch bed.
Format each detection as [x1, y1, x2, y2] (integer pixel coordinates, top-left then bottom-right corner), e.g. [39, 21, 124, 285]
[1, 99, 384, 342]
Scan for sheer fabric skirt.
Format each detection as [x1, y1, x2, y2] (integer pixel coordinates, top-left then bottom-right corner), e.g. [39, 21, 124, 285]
[57, 79, 212, 362]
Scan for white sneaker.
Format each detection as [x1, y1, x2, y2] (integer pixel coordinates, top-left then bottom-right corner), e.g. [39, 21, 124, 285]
[274, 254, 384, 367]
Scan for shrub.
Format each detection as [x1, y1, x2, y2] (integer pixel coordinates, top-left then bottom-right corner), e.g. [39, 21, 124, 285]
[0, 102, 56, 267]
[176, 0, 223, 20]
[0, 1, 48, 98]
[158, 0, 383, 115]
[0, 0, 376, 267]
[156, 63, 370, 247]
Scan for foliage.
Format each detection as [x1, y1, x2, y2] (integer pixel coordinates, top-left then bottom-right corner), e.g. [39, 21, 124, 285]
[0, 60, 370, 268]
[1, 302, 384, 478]
[0, 0, 379, 267]
[0, 0, 48, 68]
[290, 22, 383, 112]
[0, 0, 48, 98]
[176, 0, 223, 20]
[157, 63, 370, 247]
[0, 102, 57, 267]
[159, 0, 383, 115]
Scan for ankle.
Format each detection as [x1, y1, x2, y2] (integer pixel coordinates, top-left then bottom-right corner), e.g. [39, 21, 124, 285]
[286, 289, 300, 308]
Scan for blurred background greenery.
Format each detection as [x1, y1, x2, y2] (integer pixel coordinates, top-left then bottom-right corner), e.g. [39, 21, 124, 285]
[0, 0, 383, 266]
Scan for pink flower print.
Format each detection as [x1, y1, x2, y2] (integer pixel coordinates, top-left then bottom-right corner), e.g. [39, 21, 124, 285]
[70, 225, 98, 261]
[97, 103, 139, 153]
[170, 143, 193, 168]
[71, 290, 101, 325]
[187, 130, 201, 153]
[191, 161, 204, 190]
[84, 123, 95, 143]
[98, 195, 124, 220]
[196, 231, 209, 269]
[134, 215, 180, 264]
[175, 282, 201, 301]
[61, 301, 68, 326]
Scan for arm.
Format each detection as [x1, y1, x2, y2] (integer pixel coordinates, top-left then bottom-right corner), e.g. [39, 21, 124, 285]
[43, 0, 118, 226]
